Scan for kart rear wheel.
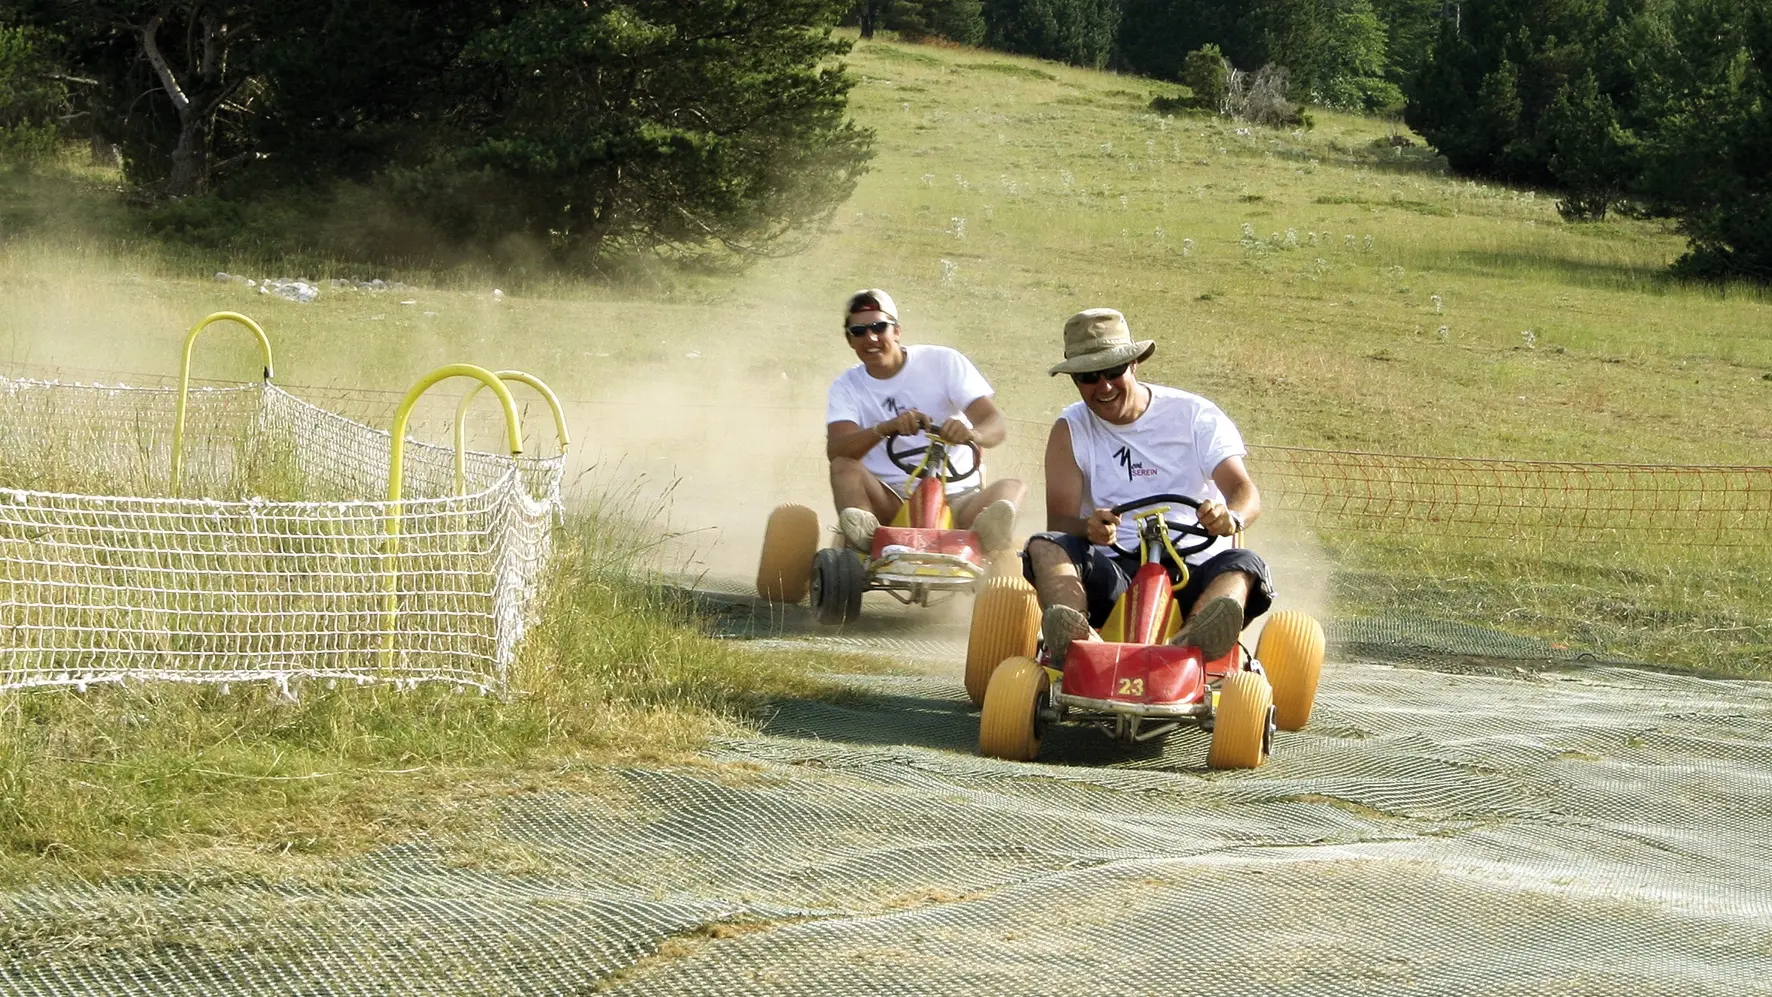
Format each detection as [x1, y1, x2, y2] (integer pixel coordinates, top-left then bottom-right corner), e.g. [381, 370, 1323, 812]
[979, 656, 1047, 761]
[756, 504, 820, 603]
[964, 576, 1040, 706]
[1207, 670, 1273, 770]
[1256, 610, 1325, 731]
[810, 547, 866, 625]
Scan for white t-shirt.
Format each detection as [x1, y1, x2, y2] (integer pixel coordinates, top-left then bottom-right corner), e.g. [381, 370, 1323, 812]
[826, 345, 993, 494]
[1060, 383, 1247, 562]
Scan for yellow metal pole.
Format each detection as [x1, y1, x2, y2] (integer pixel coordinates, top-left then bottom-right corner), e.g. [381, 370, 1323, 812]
[171, 312, 275, 496]
[452, 370, 572, 494]
[381, 364, 524, 667]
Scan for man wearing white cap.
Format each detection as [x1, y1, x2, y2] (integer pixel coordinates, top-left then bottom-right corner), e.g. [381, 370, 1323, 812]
[1023, 307, 1274, 666]
[826, 289, 1023, 553]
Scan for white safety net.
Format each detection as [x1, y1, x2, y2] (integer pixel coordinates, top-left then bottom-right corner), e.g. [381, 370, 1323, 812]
[0, 375, 564, 694]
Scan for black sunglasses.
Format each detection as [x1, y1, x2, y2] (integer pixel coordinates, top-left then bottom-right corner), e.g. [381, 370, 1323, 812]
[845, 320, 894, 338]
[1071, 362, 1130, 385]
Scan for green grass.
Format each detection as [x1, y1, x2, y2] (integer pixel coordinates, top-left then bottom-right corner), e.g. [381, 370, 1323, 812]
[0, 32, 1769, 884]
[0, 510, 883, 887]
[1330, 537, 1770, 675]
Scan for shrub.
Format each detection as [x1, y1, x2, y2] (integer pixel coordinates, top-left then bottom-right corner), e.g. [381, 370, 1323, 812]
[1182, 44, 1230, 113]
[0, 25, 65, 168]
[1227, 64, 1307, 129]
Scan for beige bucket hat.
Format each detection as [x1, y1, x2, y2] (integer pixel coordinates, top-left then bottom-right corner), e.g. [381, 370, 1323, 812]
[1048, 308, 1156, 375]
[843, 288, 899, 324]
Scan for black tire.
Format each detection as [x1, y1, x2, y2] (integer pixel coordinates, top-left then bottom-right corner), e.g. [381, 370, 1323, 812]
[811, 547, 866, 625]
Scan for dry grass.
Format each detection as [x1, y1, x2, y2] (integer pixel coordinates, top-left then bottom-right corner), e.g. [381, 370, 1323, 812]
[0, 34, 1769, 888]
[0, 509, 886, 887]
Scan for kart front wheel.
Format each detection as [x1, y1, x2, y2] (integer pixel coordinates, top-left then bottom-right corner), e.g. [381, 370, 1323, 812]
[979, 656, 1047, 761]
[756, 504, 821, 603]
[964, 575, 1040, 706]
[1256, 610, 1325, 731]
[1207, 670, 1273, 770]
[810, 547, 866, 625]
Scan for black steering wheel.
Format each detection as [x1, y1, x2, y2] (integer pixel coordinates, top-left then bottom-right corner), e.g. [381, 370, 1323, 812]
[886, 430, 982, 484]
[1107, 492, 1218, 561]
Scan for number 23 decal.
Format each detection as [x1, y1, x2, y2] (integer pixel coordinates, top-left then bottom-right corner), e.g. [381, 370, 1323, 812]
[1116, 677, 1145, 696]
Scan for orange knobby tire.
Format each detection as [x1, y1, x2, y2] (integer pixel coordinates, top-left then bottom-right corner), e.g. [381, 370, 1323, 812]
[1207, 670, 1273, 770]
[978, 656, 1047, 761]
[987, 551, 1024, 578]
[755, 504, 820, 603]
[964, 576, 1040, 706]
[1256, 610, 1325, 731]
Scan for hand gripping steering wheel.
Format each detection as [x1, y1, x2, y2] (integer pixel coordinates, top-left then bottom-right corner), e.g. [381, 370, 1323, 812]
[1107, 492, 1219, 562]
[885, 427, 982, 484]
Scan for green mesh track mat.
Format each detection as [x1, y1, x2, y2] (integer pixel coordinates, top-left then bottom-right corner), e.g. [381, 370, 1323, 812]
[4, 655, 1768, 995]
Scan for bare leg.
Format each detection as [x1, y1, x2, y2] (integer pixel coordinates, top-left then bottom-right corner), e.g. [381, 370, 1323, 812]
[950, 478, 1028, 528]
[1187, 570, 1252, 618]
[1169, 570, 1253, 659]
[1026, 536, 1100, 668]
[1026, 536, 1087, 613]
[830, 457, 903, 523]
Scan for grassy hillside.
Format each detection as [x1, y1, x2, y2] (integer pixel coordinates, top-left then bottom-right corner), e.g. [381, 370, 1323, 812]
[1, 36, 1765, 646]
[6, 38, 1768, 463]
[829, 43, 1770, 464]
[0, 34, 1768, 882]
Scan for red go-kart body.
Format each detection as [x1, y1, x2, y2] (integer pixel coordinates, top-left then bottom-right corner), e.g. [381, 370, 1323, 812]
[869, 474, 986, 573]
[761, 434, 989, 626]
[1058, 562, 1239, 718]
[974, 494, 1323, 769]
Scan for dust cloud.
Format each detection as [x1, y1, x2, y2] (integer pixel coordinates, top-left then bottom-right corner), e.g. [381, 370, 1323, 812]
[0, 243, 1324, 637]
[563, 370, 831, 591]
[0, 247, 213, 380]
[546, 345, 1333, 653]
[1240, 512, 1336, 647]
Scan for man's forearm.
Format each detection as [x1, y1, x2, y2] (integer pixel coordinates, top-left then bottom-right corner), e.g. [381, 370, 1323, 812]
[1223, 483, 1260, 528]
[827, 424, 884, 461]
[972, 412, 1007, 449]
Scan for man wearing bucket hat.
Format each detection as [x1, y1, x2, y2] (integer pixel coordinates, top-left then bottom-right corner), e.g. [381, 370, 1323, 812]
[1023, 307, 1274, 666]
[825, 288, 1024, 554]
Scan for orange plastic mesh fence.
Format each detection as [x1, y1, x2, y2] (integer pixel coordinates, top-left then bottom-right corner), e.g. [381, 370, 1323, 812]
[1247, 445, 1772, 548]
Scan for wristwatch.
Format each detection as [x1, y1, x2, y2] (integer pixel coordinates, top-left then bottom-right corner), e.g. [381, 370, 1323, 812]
[1226, 510, 1246, 534]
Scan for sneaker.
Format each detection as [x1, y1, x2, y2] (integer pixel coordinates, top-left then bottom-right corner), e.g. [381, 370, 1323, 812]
[1041, 604, 1095, 670]
[838, 507, 880, 552]
[1169, 595, 1245, 660]
[971, 499, 1017, 554]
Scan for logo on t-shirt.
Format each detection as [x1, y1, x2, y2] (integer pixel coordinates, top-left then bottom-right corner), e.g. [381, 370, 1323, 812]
[882, 396, 903, 415]
[1114, 445, 1159, 480]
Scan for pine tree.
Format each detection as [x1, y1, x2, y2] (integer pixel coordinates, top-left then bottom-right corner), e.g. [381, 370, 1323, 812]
[1182, 44, 1230, 112]
[1117, 0, 1247, 81]
[1627, 0, 1772, 279]
[1543, 70, 1634, 219]
[16, 1, 874, 269]
[981, 0, 1122, 68]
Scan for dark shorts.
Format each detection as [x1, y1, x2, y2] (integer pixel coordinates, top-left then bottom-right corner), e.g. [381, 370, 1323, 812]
[1021, 531, 1275, 631]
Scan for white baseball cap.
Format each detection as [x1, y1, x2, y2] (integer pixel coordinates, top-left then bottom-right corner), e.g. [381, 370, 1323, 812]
[843, 288, 899, 325]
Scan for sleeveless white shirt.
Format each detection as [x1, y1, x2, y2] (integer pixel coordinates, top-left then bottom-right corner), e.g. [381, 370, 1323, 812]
[1060, 383, 1247, 562]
